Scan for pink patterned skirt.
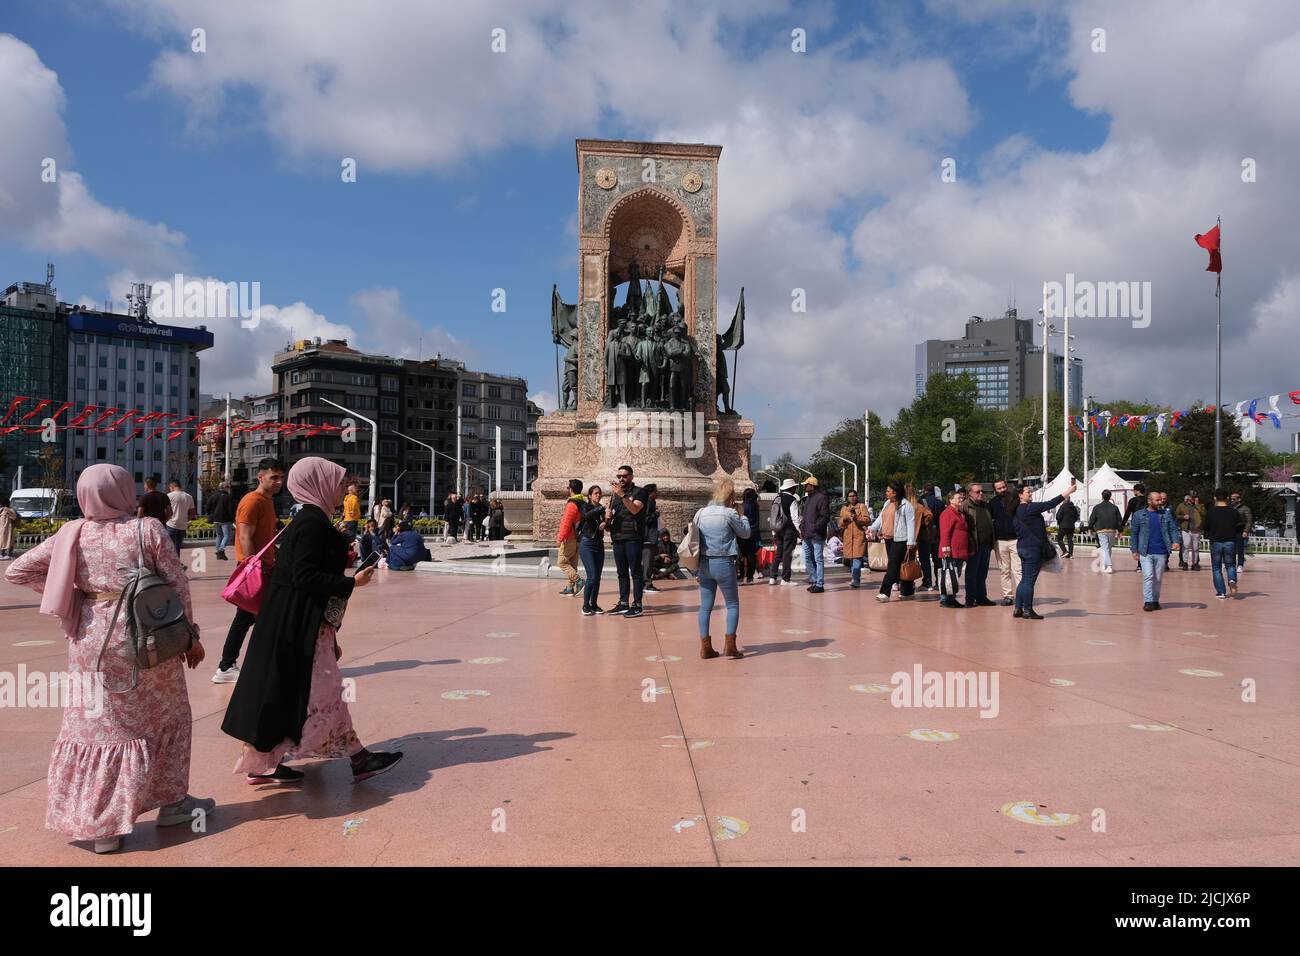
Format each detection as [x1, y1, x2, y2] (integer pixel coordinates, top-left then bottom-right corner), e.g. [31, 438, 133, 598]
[233, 622, 362, 775]
[47, 600, 192, 841]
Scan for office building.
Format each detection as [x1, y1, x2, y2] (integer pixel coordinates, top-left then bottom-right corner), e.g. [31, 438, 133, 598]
[914, 308, 1083, 411]
[0, 271, 68, 494]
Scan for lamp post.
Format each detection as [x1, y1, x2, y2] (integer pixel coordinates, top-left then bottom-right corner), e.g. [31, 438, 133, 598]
[391, 470, 408, 511]
[392, 431, 439, 521]
[863, 408, 870, 506]
[321, 397, 377, 514]
[1037, 291, 1059, 486]
[822, 450, 858, 498]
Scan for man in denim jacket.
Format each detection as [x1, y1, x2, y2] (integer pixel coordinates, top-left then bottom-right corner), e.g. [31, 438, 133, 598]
[1130, 490, 1181, 611]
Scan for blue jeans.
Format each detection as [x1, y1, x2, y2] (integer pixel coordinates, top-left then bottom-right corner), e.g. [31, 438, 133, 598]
[215, 521, 233, 553]
[1139, 553, 1166, 602]
[698, 556, 740, 637]
[1210, 541, 1236, 596]
[612, 537, 644, 605]
[167, 526, 185, 554]
[965, 545, 992, 602]
[849, 556, 863, 585]
[1015, 543, 1041, 610]
[1097, 531, 1114, 569]
[579, 537, 605, 608]
[802, 538, 825, 587]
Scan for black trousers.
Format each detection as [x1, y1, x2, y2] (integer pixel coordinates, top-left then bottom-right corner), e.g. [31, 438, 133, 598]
[879, 539, 915, 597]
[769, 526, 798, 582]
[921, 538, 940, 588]
[1056, 529, 1074, 556]
[219, 607, 257, 671]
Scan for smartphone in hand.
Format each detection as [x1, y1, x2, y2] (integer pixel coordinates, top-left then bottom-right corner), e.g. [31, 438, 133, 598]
[355, 551, 382, 573]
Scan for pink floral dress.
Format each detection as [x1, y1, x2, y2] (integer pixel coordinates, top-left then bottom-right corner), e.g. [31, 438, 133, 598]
[4, 517, 196, 841]
[232, 619, 362, 776]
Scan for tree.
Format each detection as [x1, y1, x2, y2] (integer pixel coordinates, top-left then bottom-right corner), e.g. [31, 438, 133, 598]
[1153, 406, 1281, 523]
[808, 410, 899, 499]
[892, 374, 999, 488]
[36, 445, 65, 491]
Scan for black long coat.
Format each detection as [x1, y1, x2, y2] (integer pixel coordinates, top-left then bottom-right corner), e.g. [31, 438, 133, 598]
[221, 504, 355, 753]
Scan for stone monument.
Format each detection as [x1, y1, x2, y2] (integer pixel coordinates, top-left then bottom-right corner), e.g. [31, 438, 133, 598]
[535, 139, 754, 540]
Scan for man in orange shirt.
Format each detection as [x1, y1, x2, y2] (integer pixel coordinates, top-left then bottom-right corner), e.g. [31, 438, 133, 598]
[212, 458, 285, 683]
[342, 482, 362, 540]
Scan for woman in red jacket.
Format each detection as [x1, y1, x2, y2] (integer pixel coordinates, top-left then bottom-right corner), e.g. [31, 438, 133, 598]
[938, 489, 973, 608]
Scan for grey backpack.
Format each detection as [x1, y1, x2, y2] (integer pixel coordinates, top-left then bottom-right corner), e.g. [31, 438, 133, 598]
[98, 519, 198, 693]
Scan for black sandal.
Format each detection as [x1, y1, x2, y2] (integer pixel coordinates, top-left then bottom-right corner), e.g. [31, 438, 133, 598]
[247, 764, 305, 784]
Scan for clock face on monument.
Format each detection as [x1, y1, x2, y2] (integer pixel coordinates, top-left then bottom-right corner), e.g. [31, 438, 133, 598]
[681, 171, 703, 193]
[595, 168, 617, 190]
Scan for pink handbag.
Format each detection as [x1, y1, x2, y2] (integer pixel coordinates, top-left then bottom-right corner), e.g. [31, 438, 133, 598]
[221, 526, 286, 615]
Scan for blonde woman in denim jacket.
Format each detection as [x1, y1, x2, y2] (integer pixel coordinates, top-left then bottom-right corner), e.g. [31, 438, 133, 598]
[694, 476, 752, 659]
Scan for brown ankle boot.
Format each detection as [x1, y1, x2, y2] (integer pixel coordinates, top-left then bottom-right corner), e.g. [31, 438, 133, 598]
[723, 634, 743, 659]
[700, 636, 720, 659]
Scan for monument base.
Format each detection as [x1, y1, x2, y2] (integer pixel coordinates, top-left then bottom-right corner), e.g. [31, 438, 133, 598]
[532, 411, 754, 542]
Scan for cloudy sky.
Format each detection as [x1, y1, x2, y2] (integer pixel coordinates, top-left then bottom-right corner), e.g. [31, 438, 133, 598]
[2, 0, 1297, 457]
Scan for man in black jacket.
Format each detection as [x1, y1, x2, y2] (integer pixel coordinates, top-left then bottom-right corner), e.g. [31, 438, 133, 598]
[768, 479, 801, 586]
[1088, 489, 1123, 573]
[990, 478, 1021, 604]
[919, 482, 943, 590]
[208, 480, 236, 560]
[960, 483, 997, 606]
[800, 476, 830, 593]
[1055, 498, 1080, 558]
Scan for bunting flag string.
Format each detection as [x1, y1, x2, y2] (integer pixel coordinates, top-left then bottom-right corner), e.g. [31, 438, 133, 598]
[0, 394, 349, 442]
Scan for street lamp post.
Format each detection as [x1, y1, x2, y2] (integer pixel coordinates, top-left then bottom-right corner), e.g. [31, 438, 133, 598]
[863, 408, 870, 506]
[822, 450, 858, 498]
[1037, 290, 1059, 486]
[392, 430, 439, 520]
[391, 470, 408, 511]
[321, 397, 377, 514]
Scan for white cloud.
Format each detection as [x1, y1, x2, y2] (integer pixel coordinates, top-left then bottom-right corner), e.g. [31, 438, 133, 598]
[91, 2, 1300, 458]
[529, 390, 557, 414]
[0, 34, 189, 275]
[348, 287, 477, 364]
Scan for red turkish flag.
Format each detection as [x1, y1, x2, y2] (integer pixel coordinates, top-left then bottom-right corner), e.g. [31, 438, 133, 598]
[1195, 224, 1222, 272]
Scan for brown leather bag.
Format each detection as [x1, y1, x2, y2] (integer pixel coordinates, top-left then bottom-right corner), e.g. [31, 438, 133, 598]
[899, 551, 924, 582]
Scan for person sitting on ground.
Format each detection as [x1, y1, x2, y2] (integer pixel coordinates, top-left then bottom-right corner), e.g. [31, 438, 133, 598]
[359, 519, 387, 566]
[649, 528, 679, 580]
[386, 520, 432, 571]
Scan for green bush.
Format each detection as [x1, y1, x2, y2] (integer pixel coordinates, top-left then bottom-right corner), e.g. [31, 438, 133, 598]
[413, 518, 445, 533]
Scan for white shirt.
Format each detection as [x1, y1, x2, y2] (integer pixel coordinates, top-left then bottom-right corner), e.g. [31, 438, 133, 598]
[166, 490, 195, 531]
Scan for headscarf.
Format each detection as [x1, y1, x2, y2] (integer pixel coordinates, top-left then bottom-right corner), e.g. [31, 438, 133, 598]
[287, 457, 345, 515]
[40, 463, 139, 627]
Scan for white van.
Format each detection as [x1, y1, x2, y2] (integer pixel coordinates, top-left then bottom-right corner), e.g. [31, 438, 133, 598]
[8, 488, 81, 521]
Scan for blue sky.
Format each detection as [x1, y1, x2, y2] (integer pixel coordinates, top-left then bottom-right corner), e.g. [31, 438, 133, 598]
[2, 0, 1297, 456]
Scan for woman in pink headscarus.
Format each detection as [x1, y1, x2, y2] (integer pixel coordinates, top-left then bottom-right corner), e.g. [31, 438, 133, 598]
[221, 456, 403, 785]
[5, 463, 214, 854]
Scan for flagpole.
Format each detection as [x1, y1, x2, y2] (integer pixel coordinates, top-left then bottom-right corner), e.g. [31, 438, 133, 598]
[1214, 215, 1222, 490]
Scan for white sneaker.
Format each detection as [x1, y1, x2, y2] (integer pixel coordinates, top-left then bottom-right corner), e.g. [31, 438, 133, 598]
[768, 578, 778, 586]
[1103, 566, 1113, 574]
[211, 665, 240, 684]
[876, 594, 890, 603]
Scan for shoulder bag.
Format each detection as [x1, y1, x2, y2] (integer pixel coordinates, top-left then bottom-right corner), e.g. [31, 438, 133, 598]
[221, 523, 287, 615]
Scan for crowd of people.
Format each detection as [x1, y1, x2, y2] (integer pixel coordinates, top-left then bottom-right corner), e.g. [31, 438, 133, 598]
[0, 453, 1272, 855]
[547, 470, 1266, 644]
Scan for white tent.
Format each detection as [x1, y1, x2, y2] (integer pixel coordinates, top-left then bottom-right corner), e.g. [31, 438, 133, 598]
[1032, 467, 1076, 504]
[1034, 462, 1137, 524]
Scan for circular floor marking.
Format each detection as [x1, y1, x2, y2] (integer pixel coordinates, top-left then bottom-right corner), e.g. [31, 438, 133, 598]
[1130, 723, 1177, 731]
[1048, 678, 1076, 687]
[467, 657, 507, 665]
[13, 640, 56, 647]
[1179, 668, 1223, 678]
[907, 729, 960, 742]
[645, 655, 682, 663]
[850, 682, 892, 694]
[1084, 639, 1116, 646]
[651, 686, 671, 696]
[782, 628, 811, 635]
[674, 814, 749, 839]
[659, 736, 714, 750]
[440, 689, 492, 700]
[485, 631, 518, 639]
[1001, 801, 1080, 827]
[808, 651, 845, 660]
[1182, 631, 1218, 638]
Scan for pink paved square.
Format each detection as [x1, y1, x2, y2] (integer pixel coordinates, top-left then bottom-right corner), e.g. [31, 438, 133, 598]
[1, 550, 1296, 866]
